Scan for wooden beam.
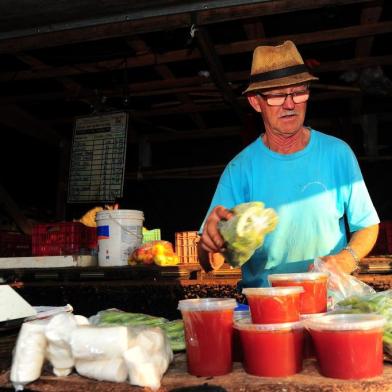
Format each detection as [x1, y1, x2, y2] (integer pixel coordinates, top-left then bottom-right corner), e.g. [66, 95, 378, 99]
[145, 126, 241, 142]
[125, 151, 392, 181]
[243, 18, 265, 39]
[0, 54, 391, 109]
[356, 1, 384, 58]
[127, 37, 207, 129]
[195, 26, 244, 121]
[156, 64, 207, 129]
[1, 20, 391, 83]
[0, 105, 61, 145]
[125, 164, 226, 180]
[314, 54, 392, 72]
[0, 0, 372, 54]
[15, 53, 86, 95]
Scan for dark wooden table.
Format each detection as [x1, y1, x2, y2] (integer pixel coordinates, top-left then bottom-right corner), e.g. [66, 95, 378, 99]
[1, 259, 392, 391]
[1, 353, 392, 392]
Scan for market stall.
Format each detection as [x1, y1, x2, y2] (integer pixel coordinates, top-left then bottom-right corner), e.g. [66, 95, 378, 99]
[1, 264, 392, 392]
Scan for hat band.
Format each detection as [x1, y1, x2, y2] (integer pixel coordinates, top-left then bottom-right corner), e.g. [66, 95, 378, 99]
[249, 64, 309, 84]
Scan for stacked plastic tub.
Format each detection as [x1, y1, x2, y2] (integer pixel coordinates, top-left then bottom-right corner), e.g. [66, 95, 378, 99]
[239, 285, 305, 377]
[237, 272, 385, 379]
[177, 272, 386, 380]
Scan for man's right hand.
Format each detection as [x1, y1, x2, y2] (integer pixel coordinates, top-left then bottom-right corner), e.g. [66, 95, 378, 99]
[197, 205, 233, 272]
[199, 205, 233, 253]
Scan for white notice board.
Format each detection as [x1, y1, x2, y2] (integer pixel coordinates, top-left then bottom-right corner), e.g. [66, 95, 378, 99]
[67, 112, 128, 203]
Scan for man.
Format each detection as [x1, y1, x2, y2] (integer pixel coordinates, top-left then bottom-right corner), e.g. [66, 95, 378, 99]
[198, 40, 379, 288]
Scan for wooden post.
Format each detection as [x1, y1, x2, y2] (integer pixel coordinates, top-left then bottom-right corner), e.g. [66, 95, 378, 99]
[361, 114, 379, 157]
[56, 139, 71, 220]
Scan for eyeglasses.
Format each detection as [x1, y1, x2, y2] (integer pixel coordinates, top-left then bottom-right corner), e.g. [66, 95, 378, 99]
[258, 89, 310, 106]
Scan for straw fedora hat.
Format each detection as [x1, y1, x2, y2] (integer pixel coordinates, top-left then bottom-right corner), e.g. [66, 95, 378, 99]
[243, 40, 318, 94]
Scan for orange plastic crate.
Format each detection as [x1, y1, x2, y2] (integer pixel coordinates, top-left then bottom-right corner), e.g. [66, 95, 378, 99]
[32, 222, 97, 256]
[175, 231, 200, 264]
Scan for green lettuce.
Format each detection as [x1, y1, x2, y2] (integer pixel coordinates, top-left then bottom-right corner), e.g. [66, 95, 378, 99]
[218, 201, 278, 268]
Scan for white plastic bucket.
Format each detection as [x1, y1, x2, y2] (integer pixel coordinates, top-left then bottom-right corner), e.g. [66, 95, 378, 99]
[96, 209, 144, 266]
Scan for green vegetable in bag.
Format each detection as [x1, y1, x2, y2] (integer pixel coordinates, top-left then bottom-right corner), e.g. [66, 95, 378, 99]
[218, 201, 278, 268]
[333, 289, 392, 360]
[90, 309, 186, 351]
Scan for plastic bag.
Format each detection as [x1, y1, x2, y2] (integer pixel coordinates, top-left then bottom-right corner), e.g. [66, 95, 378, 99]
[129, 240, 179, 266]
[10, 320, 48, 391]
[123, 327, 173, 391]
[218, 201, 278, 268]
[331, 289, 392, 360]
[89, 309, 185, 352]
[313, 257, 375, 308]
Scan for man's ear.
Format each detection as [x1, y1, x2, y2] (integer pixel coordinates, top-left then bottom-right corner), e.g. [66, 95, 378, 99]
[247, 94, 262, 113]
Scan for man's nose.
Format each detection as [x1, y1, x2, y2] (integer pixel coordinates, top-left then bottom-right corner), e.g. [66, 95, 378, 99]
[282, 94, 295, 109]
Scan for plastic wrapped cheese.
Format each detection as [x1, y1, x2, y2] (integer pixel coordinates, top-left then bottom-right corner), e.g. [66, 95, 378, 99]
[45, 313, 82, 376]
[11, 320, 48, 391]
[74, 315, 89, 326]
[75, 358, 128, 382]
[123, 327, 173, 391]
[70, 325, 128, 360]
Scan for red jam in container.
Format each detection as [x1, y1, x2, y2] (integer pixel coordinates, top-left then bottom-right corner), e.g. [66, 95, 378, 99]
[268, 272, 329, 314]
[178, 298, 236, 377]
[243, 287, 303, 324]
[299, 312, 327, 359]
[235, 318, 304, 377]
[304, 314, 385, 379]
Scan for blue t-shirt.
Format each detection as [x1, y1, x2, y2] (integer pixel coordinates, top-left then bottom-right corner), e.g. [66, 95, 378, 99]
[202, 129, 379, 288]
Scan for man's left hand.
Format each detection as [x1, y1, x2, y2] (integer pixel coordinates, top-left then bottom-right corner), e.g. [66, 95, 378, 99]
[318, 253, 358, 275]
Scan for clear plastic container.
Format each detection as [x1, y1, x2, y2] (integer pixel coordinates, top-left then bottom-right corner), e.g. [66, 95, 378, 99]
[299, 312, 327, 359]
[233, 303, 250, 362]
[268, 272, 329, 314]
[303, 314, 386, 379]
[178, 298, 237, 376]
[234, 303, 250, 320]
[242, 287, 304, 324]
[234, 318, 304, 377]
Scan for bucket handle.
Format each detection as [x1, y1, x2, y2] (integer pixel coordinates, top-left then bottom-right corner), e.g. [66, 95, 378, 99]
[107, 215, 143, 240]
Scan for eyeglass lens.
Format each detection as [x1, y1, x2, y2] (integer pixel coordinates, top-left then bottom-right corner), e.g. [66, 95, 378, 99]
[263, 91, 309, 106]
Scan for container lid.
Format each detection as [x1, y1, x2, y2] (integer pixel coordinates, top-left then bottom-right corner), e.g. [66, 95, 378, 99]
[178, 298, 237, 311]
[242, 286, 304, 296]
[303, 313, 386, 331]
[268, 272, 329, 282]
[233, 311, 250, 320]
[234, 303, 250, 312]
[96, 209, 144, 221]
[300, 312, 328, 320]
[234, 317, 304, 332]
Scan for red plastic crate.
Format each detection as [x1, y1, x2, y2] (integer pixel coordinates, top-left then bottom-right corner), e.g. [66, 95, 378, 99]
[84, 226, 98, 250]
[32, 222, 97, 256]
[370, 221, 392, 255]
[0, 230, 32, 257]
